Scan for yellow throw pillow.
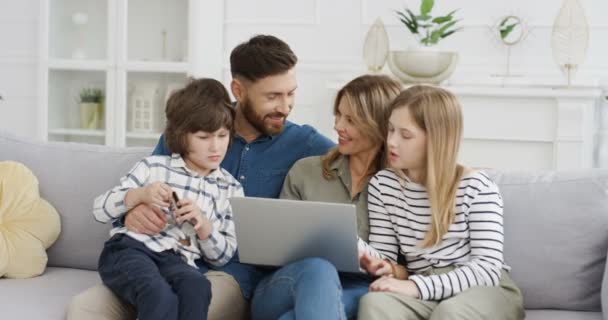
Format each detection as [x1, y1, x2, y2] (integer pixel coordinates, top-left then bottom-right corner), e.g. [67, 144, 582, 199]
[0, 161, 60, 278]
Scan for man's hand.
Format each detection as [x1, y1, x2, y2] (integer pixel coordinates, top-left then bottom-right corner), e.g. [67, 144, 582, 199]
[125, 203, 168, 235]
[360, 252, 393, 277]
[174, 197, 213, 240]
[369, 277, 421, 298]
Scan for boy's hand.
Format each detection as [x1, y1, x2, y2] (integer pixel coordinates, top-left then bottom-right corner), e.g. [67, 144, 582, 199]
[360, 252, 393, 277]
[174, 197, 212, 240]
[136, 182, 173, 208]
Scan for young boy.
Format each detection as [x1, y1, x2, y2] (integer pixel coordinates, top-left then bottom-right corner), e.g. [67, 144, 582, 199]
[93, 78, 243, 320]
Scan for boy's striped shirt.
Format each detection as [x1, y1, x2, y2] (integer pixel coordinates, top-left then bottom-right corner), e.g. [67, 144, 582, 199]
[93, 153, 243, 267]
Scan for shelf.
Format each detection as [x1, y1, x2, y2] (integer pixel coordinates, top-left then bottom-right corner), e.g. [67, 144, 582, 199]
[124, 61, 188, 73]
[43, 0, 194, 148]
[48, 59, 110, 71]
[49, 128, 105, 137]
[126, 131, 163, 139]
[127, 0, 188, 63]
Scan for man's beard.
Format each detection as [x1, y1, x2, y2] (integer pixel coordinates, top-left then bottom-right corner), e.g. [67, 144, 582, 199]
[241, 97, 288, 136]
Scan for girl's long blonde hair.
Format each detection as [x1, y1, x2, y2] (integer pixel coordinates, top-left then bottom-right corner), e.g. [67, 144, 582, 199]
[322, 74, 402, 181]
[388, 85, 464, 248]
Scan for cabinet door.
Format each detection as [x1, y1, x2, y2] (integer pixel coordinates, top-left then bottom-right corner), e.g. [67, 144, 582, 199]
[118, 0, 190, 148]
[49, 0, 109, 61]
[46, 0, 113, 145]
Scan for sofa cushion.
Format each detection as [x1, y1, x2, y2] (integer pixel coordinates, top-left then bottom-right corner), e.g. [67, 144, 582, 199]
[0, 267, 101, 319]
[0, 131, 150, 270]
[0, 161, 61, 278]
[489, 170, 608, 311]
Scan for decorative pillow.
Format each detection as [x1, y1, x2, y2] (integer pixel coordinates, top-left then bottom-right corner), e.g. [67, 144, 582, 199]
[0, 161, 60, 278]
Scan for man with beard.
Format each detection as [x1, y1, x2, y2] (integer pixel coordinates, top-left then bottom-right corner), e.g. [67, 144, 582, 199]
[67, 35, 334, 320]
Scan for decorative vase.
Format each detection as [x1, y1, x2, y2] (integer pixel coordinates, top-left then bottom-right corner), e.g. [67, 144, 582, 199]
[387, 50, 459, 84]
[551, 0, 589, 86]
[71, 12, 89, 60]
[362, 18, 389, 73]
[79, 102, 101, 129]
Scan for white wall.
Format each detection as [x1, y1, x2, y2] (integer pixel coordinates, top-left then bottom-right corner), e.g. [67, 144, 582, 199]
[218, 0, 608, 141]
[0, 0, 40, 138]
[1, 0, 607, 153]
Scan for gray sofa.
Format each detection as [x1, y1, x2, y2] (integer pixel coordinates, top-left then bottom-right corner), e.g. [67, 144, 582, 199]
[1, 130, 607, 320]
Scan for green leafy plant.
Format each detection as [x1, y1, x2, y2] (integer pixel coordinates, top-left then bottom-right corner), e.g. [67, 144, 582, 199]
[79, 88, 104, 104]
[395, 0, 461, 46]
[499, 17, 519, 40]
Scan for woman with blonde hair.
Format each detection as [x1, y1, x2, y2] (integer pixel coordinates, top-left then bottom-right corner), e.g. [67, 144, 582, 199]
[358, 85, 525, 320]
[250, 74, 402, 320]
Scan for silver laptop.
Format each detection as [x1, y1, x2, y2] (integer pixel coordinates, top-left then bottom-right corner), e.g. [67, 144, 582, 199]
[230, 197, 361, 273]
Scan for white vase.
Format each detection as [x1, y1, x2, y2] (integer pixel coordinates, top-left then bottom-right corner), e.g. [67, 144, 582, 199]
[387, 50, 459, 84]
[362, 18, 389, 72]
[79, 102, 101, 129]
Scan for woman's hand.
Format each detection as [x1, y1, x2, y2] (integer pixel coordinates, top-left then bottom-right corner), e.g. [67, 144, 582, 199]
[369, 277, 420, 298]
[173, 197, 213, 240]
[359, 252, 393, 277]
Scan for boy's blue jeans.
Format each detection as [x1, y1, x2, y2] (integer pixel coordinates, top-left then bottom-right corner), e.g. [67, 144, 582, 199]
[250, 257, 371, 320]
[98, 234, 212, 320]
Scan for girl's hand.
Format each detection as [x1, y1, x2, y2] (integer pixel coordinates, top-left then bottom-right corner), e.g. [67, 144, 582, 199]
[369, 277, 420, 298]
[173, 197, 212, 239]
[359, 252, 393, 277]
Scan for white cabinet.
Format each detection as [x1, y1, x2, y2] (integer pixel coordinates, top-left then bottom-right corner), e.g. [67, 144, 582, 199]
[38, 0, 210, 147]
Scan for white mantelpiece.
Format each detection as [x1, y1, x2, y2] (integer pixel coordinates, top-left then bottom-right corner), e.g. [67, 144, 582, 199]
[327, 82, 606, 171]
[445, 85, 604, 171]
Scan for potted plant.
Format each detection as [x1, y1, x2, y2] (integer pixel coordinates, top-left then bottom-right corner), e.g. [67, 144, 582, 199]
[388, 0, 461, 84]
[78, 88, 104, 129]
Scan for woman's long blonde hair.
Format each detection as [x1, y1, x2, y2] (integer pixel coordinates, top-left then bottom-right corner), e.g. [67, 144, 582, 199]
[322, 74, 402, 181]
[388, 85, 464, 248]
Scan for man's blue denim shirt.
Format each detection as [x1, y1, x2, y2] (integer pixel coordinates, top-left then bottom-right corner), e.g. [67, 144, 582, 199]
[152, 121, 335, 299]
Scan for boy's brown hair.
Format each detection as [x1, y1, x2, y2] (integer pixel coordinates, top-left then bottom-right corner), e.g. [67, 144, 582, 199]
[230, 34, 297, 82]
[164, 78, 234, 155]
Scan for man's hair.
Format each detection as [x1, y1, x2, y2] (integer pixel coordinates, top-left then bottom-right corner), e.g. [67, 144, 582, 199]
[164, 78, 234, 155]
[230, 34, 298, 82]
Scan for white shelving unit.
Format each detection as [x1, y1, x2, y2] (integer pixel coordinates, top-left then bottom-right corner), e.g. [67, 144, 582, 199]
[38, 0, 214, 147]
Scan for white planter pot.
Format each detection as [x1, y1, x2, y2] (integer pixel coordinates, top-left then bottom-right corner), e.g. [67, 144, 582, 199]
[388, 50, 459, 84]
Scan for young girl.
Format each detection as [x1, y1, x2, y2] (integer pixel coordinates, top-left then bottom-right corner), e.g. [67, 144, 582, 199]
[358, 85, 525, 320]
[93, 78, 243, 320]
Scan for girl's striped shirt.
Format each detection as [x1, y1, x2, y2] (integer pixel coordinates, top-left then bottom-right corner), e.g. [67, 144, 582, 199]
[365, 168, 507, 301]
